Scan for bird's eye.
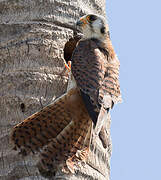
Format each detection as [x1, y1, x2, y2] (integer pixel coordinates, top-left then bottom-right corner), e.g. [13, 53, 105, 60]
[87, 15, 97, 22]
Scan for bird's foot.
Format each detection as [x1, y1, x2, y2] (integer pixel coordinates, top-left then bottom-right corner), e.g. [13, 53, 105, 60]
[64, 61, 71, 72]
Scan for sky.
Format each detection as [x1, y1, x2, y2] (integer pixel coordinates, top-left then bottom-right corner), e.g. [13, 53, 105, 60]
[106, 0, 161, 180]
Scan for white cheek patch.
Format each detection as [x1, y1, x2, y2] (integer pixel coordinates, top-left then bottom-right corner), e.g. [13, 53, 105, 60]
[92, 19, 102, 31]
[82, 25, 93, 38]
[82, 18, 105, 40]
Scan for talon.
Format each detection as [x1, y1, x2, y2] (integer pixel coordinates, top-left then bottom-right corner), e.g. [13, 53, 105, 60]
[64, 61, 71, 71]
[68, 61, 71, 69]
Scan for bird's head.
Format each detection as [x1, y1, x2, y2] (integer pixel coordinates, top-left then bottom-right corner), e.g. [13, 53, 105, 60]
[76, 14, 109, 41]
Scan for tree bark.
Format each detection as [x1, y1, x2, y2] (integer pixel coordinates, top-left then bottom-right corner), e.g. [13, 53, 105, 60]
[0, 0, 111, 179]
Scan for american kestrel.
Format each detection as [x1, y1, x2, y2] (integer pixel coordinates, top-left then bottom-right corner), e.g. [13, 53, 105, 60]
[10, 13, 121, 175]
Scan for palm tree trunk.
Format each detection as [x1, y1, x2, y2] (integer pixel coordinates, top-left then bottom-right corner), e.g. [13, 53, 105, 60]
[0, 0, 111, 179]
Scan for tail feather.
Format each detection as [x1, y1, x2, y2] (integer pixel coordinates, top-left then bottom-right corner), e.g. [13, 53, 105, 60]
[10, 88, 87, 155]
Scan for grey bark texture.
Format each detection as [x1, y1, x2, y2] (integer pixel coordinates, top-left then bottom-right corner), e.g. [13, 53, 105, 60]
[0, 0, 112, 179]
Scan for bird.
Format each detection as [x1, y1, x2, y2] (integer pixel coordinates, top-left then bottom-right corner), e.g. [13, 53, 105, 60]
[10, 13, 121, 175]
[71, 14, 121, 138]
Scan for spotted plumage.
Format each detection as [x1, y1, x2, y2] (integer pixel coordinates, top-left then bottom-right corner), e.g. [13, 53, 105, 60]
[71, 14, 121, 136]
[10, 13, 121, 174]
[11, 88, 92, 173]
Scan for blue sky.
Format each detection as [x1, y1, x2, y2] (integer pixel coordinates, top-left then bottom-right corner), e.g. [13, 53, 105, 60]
[106, 0, 161, 179]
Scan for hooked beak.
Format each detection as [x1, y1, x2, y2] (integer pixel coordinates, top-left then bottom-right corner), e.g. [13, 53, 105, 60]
[76, 18, 88, 27]
[76, 20, 84, 26]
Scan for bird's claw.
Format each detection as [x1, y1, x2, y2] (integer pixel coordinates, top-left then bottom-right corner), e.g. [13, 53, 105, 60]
[64, 61, 71, 72]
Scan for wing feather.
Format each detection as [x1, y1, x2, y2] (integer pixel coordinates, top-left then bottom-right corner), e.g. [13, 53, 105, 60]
[10, 88, 90, 155]
[71, 39, 121, 145]
[71, 39, 116, 124]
